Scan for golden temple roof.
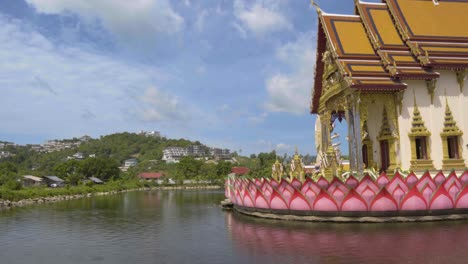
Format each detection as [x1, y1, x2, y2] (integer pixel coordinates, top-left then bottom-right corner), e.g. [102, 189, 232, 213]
[311, 0, 468, 114]
[386, 0, 468, 42]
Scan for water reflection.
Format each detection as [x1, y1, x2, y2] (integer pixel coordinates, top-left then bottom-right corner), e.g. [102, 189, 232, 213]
[226, 212, 468, 263]
[2, 190, 468, 264]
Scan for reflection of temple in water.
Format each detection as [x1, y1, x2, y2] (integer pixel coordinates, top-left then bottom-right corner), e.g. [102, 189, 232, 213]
[311, 0, 468, 178]
[225, 212, 468, 263]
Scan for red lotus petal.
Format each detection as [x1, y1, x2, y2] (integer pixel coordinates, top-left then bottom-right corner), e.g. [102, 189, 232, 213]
[317, 176, 329, 189]
[255, 178, 263, 188]
[459, 171, 468, 185]
[435, 170, 445, 178]
[406, 172, 418, 187]
[421, 183, 434, 205]
[376, 174, 390, 188]
[455, 184, 468, 209]
[255, 189, 270, 209]
[394, 171, 402, 179]
[370, 188, 398, 211]
[269, 178, 279, 188]
[387, 173, 408, 194]
[289, 189, 312, 210]
[269, 189, 289, 210]
[281, 187, 294, 204]
[341, 189, 368, 211]
[243, 189, 255, 207]
[345, 175, 359, 188]
[416, 173, 436, 192]
[313, 189, 339, 211]
[391, 185, 406, 206]
[448, 182, 461, 202]
[444, 173, 462, 191]
[401, 186, 427, 211]
[329, 176, 344, 188]
[290, 178, 302, 189]
[429, 185, 454, 210]
[304, 176, 315, 185]
[356, 178, 380, 195]
[304, 187, 318, 205]
[434, 173, 446, 186]
[331, 187, 347, 206]
[360, 186, 376, 206]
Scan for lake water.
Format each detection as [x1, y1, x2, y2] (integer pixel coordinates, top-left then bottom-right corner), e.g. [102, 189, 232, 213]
[1, 189, 468, 264]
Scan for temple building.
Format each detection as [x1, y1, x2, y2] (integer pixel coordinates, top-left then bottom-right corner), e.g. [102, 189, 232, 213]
[311, 0, 468, 177]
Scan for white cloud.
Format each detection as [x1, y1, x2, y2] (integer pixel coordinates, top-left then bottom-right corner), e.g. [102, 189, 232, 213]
[264, 32, 316, 114]
[25, 0, 184, 46]
[0, 14, 186, 137]
[233, 0, 292, 37]
[139, 87, 186, 121]
[196, 65, 206, 75]
[195, 10, 208, 32]
[248, 112, 268, 125]
[218, 104, 230, 112]
[275, 143, 293, 153]
[254, 140, 293, 154]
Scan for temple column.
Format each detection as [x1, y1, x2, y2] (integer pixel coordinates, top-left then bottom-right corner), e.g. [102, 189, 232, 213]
[321, 114, 329, 154]
[351, 94, 364, 177]
[346, 107, 356, 173]
[320, 111, 337, 179]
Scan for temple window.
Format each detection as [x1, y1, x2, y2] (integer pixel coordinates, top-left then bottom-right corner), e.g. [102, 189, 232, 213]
[440, 98, 465, 169]
[447, 136, 460, 159]
[362, 144, 368, 168]
[408, 93, 434, 171]
[415, 137, 428, 160]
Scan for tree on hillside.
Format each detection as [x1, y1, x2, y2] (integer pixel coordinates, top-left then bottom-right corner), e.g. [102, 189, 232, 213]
[53, 159, 83, 185]
[247, 151, 278, 178]
[0, 161, 19, 185]
[80, 157, 120, 181]
[216, 160, 233, 178]
[175, 157, 203, 181]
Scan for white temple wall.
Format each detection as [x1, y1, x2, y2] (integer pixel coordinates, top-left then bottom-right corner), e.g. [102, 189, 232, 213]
[398, 70, 468, 170]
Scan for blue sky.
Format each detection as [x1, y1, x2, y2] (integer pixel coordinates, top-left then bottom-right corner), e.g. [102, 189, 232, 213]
[0, 0, 375, 155]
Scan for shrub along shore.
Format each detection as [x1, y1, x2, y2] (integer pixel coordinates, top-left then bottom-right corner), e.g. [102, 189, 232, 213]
[0, 180, 222, 209]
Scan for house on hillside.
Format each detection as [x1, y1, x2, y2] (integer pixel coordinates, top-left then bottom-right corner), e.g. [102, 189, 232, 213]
[43, 176, 65, 187]
[124, 158, 138, 167]
[88, 177, 104, 184]
[231, 167, 250, 176]
[138, 172, 164, 180]
[120, 158, 138, 171]
[23, 175, 44, 187]
[162, 147, 188, 163]
[138, 172, 166, 184]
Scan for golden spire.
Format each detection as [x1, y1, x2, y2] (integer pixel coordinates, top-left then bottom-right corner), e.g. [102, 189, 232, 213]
[442, 97, 462, 135]
[410, 89, 429, 136]
[379, 107, 392, 138]
[310, 0, 322, 15]
[413, 88, 417, 106]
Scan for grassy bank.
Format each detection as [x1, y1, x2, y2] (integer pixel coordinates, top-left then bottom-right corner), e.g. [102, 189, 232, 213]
[0, 180, 223, 202]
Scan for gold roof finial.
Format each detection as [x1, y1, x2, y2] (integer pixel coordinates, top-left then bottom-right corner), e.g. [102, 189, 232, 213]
[310, 0, 322, 14]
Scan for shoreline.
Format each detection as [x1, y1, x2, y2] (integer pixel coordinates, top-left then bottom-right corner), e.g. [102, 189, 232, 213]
[0, 185, 222, 210]
[234, 206, 468, 223]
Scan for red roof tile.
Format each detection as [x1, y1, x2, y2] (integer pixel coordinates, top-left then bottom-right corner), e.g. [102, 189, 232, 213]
[138, 172, 164, 179]
[231, 167, 250, 175]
